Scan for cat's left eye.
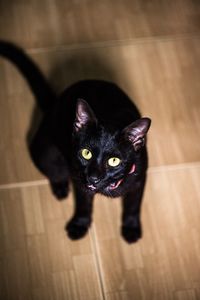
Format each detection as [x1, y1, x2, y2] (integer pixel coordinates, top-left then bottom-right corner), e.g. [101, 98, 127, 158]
[81, 148, 92, 160]
[108, 157, 121, 167]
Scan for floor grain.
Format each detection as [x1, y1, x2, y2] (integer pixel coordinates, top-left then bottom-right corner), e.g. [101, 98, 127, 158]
[0, 0, 200, 299]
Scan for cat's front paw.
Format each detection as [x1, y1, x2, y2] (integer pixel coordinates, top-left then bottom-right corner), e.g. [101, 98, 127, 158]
[121, 217, 142, 243]
[66, 217, 91, 240]
[50, 181, 69, 200]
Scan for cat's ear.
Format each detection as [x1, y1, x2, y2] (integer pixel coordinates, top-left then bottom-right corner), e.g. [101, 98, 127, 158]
[74, 99, 97, 132]
[123, 117, 151, 151]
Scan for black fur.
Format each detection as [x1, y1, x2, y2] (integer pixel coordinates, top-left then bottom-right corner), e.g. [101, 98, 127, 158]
[0, 41, 151, 243]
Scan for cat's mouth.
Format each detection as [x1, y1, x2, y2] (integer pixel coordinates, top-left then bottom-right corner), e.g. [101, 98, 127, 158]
[87, 179, 123, 192]
[107, 163, 136, 191]
[86, 164, 136, 192]
[108, 178, 123, 190]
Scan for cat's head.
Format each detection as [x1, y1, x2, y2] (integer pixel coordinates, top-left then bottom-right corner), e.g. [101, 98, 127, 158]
[72, 99, 151, 196]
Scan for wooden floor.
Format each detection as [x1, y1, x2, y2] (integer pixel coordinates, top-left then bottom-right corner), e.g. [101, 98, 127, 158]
[0, 1, 200, 299]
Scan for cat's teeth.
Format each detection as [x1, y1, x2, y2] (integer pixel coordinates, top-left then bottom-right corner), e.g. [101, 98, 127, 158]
[87, 184, 96, 191]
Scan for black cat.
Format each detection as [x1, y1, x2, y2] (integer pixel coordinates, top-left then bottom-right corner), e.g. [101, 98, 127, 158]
[0, 41, 151, 243]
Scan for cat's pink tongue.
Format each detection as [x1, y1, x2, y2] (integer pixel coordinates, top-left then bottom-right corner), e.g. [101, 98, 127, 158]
[110, 178, 123, 190]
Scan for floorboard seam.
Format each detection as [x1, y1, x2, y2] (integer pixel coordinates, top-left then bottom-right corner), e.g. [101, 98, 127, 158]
[25, 33, 200, 54]
[90, 225, 107, 300]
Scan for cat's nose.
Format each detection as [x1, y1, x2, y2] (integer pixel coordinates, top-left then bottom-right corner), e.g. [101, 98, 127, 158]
[88, 176, 101, 185]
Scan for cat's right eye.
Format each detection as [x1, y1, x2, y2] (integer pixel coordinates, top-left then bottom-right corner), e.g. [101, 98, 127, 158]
[81, 148, 92, 160]
[108, 157, 121, 167]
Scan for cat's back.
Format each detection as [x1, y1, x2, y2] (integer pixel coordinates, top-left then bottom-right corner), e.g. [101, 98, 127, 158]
[59, 80, 141, 129]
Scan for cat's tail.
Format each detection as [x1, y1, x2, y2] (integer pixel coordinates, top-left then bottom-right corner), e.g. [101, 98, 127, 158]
[0, 40, 56, 112]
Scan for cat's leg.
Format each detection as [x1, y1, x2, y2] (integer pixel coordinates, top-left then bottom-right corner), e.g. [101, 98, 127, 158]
[121, 176, 146, 243]
[30, 127, 70, 199]
[66, 186, 94, 239]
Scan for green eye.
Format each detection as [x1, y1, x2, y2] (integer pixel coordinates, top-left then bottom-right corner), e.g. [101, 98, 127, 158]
[108, 157, 121, 167]
[81, 148, 92, 160]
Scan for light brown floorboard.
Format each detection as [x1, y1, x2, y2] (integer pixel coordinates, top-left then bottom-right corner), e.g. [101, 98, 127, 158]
[0, 185, 103, 300]
[0, 0, 200, 48]
[92, 166, 200, 299]
[0, 1, 200, 299]
[0, 166, 200, 299]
